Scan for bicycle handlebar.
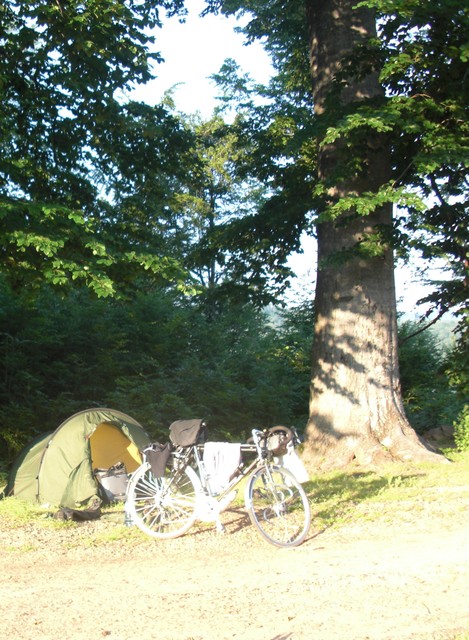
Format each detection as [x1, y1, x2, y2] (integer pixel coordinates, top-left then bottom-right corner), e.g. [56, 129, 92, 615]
[250, 426, 294, 456]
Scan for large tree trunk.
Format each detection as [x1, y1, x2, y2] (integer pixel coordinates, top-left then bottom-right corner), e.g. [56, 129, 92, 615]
[304, 0, 445, 467]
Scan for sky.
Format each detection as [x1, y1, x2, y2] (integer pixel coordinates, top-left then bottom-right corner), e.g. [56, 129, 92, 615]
[131, 1, 273, 117]
[130, 2, 434, 315]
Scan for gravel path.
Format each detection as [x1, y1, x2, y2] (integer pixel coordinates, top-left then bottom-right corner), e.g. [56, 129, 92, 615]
[1, 490, 468, 640]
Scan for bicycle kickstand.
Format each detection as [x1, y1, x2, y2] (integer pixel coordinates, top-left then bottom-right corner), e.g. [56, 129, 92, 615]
[215, 516, 226, 534]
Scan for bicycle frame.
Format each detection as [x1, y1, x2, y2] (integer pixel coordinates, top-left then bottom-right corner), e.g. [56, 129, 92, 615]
[128, 425, 311, 546]
[183, 429, 270, 499]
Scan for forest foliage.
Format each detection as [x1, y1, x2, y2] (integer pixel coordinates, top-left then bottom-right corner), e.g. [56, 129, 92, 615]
[0, 277, 464, 463]
[0, 0, 467, 462]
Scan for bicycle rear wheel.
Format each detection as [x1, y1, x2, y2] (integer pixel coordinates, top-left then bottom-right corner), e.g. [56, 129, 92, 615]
[245, 465, 310, 548]
[127, 461, 199, 539]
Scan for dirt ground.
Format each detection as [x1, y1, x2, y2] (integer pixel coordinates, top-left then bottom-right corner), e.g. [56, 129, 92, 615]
[0, 488, 468, 640]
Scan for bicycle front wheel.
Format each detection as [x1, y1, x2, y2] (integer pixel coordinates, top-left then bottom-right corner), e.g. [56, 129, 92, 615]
[245, 465, 310, 548]
[127, 461, 199, 539]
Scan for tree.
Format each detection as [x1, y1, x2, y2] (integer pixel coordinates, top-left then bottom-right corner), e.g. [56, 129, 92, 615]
[360, 0, 468, 320]
[205, 0, 466, 465]
[0, 0, 189, 297]
[181, 112, 282, 307]
[167, 113, 266, 302]
[303, 0, 441, 465]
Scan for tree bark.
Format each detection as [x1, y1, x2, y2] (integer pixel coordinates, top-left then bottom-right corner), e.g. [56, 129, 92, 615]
[304, 0, 445, 467]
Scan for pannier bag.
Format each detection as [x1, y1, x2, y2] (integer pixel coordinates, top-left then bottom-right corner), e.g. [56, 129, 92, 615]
[143, 442, 172, 477]
[169, 419, 207, 447]
[94, 462, 128, 502]
[277, 442, 310, 484]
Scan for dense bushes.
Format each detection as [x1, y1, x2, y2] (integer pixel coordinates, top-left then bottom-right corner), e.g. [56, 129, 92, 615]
[454, 406, 469, 452]
[0, 284, 312, 460]
[0, 280, 464, 465]
[399, 321, 446, 431]
[398, 318, 465, 435]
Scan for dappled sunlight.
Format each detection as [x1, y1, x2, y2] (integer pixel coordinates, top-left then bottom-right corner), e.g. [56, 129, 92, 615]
[303, 468, 425, 532]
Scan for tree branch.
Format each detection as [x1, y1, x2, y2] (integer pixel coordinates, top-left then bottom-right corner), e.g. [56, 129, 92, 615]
[399, 308, 448, 345]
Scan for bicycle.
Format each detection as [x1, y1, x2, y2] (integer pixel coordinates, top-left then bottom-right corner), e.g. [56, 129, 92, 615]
[125, 421, 311, 548]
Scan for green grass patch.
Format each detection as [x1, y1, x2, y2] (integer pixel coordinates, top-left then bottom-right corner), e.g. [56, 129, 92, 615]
[304, 448, 469, 531]
[78, 523, 146, 547]
[0, 496, 52, 525]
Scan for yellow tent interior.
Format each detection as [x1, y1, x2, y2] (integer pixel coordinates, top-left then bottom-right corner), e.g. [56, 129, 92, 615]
[90, 422, 142, 472]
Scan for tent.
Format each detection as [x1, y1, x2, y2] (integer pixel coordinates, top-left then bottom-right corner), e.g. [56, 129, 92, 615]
[3, 408, 151, 508]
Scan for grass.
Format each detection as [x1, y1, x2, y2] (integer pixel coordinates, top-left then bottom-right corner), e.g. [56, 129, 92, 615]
[0, 494, 53, 525]
[1, 448, 468, 549]
[302, 447, 469, 531]
[0, 494, 151, 552]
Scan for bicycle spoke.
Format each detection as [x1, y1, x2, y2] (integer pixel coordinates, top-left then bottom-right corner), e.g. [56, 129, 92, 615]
[127, 462, 198, 539]
[245, 466, 310, 547]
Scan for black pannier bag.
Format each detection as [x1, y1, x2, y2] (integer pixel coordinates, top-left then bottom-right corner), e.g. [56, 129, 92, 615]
[144, 442, 172, 477]
[169, 419, 207, 447]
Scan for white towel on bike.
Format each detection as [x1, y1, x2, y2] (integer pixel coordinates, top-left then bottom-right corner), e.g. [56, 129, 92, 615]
[203, 442, 241, 495]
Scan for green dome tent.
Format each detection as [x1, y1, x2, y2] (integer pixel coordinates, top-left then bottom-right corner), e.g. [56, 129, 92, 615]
[3, 408, 151, 508]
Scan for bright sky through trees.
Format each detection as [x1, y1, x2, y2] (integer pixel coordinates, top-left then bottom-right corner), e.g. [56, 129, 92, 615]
[130, 0, 272, 116]
[130, 1, 434, 315]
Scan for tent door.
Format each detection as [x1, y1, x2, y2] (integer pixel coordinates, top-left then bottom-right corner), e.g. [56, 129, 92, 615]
[89, 422, 142, 473]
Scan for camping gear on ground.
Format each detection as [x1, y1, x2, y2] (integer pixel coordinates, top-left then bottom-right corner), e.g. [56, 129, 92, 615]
[94, 462, 129, 502]
[3, 408, 150, 508]
[53, 502, 102, 521]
